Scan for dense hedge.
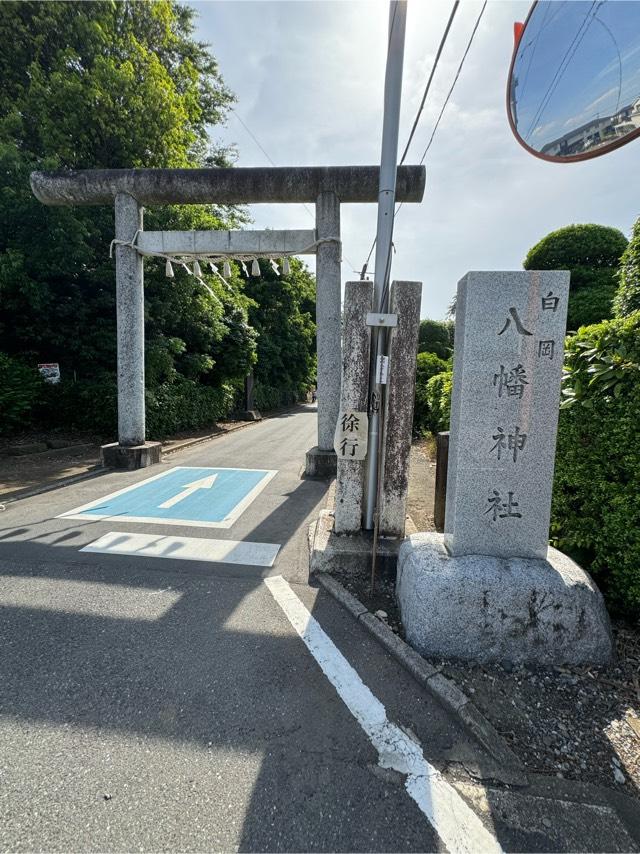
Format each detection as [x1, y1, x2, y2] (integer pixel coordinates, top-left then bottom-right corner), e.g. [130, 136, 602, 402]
[551, 313, 640, 616]
[1, 365, 308, 440]
[416, 369, 453, 434]
[253, 383, 302, 412]
[35, 376, 118, 436]
[146, 380, 236, 438]
[413, 353, 449, 434]
[614, 216, 640, 317]
[424, 370, 453, 435]
[564, 283, 617, 332]
[33, 377, 236, 439]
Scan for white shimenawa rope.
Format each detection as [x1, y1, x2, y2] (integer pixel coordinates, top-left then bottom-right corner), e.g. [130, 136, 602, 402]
[109, 232, 341, 291]
[109, 229, 342, 265]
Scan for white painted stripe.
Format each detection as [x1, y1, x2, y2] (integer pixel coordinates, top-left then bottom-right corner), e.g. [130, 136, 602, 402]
[264, 576, 502, 854]
[218, 469, 277, 526]
[82, 531, 280, 567]
[61, 514, 238, 530]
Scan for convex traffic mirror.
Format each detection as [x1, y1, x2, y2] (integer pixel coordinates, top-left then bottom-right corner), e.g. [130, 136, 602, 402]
[508, 0, 640, 162]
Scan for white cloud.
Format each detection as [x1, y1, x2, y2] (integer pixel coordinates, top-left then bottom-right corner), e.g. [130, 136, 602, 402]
[193, 0, 639, 319]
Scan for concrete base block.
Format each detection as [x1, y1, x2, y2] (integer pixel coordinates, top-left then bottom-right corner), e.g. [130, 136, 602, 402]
[238, 410, 262, 422]
[310, 509, 400, 577]
[397, 532, 613, 667]
[305, 446, 337, 477]
[101, 441, 162, 471]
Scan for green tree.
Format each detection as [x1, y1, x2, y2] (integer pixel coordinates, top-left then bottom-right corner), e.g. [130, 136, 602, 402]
[424, 370, 452, 435]
[417, 318, 454, 359]
[614, 214, 640, 317]
[0, 1, 262, 435]
[523, 224, 628, 330]
[243, 259, 317, 409]
[0, 1, 232, 168]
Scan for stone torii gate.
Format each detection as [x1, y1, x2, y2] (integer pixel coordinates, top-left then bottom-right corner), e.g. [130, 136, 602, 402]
[31, 166, 425, 472]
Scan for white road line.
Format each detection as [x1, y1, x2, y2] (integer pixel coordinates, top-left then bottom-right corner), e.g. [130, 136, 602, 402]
[264, 575, 502, 854]
[82, 531, 280, 567]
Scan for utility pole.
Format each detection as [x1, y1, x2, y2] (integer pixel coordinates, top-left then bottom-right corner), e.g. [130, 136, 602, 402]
[363, 0, 408, 530]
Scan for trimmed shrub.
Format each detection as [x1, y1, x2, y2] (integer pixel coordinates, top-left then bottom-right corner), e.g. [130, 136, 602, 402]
[424, 370, 453, 435]
[0, 353, 45, 435]
[418, 319, 454, 359]
[413, 352, 449, 435]
[552, 312, 640, 616]
[565, 282, 617, 331]
[524, 224, 628, 330]
[38, 377, 118, 436]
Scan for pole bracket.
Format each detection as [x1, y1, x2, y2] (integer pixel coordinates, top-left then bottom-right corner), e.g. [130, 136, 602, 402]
[366, 313, 398, 328]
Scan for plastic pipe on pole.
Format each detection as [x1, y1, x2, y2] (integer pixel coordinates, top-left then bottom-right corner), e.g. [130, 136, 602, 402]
[363, 0, 408, 530]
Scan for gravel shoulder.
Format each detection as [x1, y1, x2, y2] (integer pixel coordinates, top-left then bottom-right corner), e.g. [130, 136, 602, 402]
[0, 433, 102, 498]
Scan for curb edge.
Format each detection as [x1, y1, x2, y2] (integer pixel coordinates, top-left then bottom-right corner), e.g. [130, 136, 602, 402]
[315, 570, 527, 782]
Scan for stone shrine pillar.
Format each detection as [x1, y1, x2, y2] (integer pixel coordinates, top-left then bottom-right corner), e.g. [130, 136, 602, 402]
[114, 192, 146, 446]
[101, 193, 161, 470]
[305, 191, 342, 476]
[397, 270, 613, 667]
[378, 280, 422, 538]
[445, 270, 568, 559]
[333, 279, 421, 535]
[334, 281, 372, 534]
[239, 370, 262, 422]
[310, 279, 423, 578]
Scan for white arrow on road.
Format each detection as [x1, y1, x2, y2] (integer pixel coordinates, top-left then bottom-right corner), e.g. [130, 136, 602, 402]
[158, 474, 218, 509]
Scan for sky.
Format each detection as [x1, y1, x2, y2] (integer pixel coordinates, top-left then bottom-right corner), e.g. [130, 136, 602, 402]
[192, 0, 640, 319]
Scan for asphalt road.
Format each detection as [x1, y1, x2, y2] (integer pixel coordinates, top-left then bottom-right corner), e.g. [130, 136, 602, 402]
[0, 407, 638, 852]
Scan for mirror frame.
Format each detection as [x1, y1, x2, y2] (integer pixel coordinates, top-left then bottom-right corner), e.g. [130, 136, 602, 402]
[507, 0, 640, 163]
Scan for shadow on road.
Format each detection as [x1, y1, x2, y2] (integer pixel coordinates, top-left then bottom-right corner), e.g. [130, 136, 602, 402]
[0, 466, 441, 851]
[0, 456, 638, 852]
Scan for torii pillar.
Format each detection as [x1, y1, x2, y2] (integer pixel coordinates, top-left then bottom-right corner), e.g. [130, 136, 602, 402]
[308, 190, 342, 476]
[30, 166, 425, 472]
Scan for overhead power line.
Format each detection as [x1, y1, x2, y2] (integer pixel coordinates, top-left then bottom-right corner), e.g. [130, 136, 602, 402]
[231, 108, 277, 167]
[230, 108, 359, 273]
[416, 0, 488, 165]
[399, 1, 460, 165]
[362, 0, 463, 277]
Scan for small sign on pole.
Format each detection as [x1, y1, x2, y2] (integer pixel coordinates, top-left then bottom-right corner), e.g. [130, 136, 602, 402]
[334, 410, 368, 461]
[375, 355, 389, 385]
[38, 363, 60, 384]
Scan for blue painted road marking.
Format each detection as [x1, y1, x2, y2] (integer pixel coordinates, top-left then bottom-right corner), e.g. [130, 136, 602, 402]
[58, 466, 278, 529]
